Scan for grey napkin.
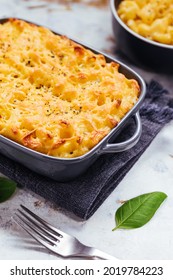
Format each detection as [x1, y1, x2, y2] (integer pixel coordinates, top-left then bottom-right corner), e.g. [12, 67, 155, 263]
[0, 80, 173, 219]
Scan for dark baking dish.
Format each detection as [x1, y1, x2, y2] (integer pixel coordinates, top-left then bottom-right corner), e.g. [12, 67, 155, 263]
[110, 0, 173, 72]
[0, 18, 146, 182]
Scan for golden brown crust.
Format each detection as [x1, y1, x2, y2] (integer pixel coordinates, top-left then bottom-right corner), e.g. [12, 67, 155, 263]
[0, 19, 140, 158]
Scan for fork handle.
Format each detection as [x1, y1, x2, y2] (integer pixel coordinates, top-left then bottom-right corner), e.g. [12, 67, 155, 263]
[81, 247, 118, 260]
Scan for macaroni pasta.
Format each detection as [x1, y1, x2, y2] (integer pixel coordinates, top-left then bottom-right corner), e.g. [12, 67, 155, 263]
[117, 0, 173, 45]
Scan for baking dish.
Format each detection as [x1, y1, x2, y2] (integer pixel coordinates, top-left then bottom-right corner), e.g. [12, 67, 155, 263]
[110, 0, 173, 72]
[0, 18, 146, 182]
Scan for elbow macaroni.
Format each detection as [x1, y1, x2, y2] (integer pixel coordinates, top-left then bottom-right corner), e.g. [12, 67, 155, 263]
[117, 0, 173, 45]
[0, 19, 139, 158]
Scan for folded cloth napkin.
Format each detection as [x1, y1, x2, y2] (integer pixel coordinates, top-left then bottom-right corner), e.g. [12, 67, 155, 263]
[0, 80, 173, 220]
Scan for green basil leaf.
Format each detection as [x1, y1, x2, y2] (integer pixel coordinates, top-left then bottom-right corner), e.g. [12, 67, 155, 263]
[0, 177, 17, 203]
[112, 191, 167, 231]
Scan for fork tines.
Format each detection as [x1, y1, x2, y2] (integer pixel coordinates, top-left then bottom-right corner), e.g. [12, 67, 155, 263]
[13, 204, 63, 247]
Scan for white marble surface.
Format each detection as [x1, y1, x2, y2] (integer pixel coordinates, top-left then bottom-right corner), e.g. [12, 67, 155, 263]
[0, 0, 173, 260]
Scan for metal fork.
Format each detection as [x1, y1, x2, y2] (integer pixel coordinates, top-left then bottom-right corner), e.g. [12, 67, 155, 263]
[13, 205, 117, 260]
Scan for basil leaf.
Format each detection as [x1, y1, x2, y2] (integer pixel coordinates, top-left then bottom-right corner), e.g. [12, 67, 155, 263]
[0, 177, 17, 203]
[112, 191, 167, 231]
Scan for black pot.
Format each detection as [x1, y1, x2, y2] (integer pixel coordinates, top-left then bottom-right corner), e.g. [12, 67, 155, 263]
[110, 0, 173, 72]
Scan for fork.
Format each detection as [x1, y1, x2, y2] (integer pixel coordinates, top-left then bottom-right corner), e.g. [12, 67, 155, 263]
[13, 205, 117, 260]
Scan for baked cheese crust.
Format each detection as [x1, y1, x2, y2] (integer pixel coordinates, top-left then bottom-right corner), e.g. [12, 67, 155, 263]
[0, 18, 140, 158]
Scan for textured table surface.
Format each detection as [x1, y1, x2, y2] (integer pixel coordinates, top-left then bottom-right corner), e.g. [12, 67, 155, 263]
[0, 0, 173, 260]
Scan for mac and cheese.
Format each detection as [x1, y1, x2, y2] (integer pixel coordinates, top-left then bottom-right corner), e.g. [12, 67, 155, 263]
[117, 0, 173, 45]
[0, 19, 139, 158]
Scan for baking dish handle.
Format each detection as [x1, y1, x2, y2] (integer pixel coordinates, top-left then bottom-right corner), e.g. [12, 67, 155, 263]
[99, 112, 142, 154]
